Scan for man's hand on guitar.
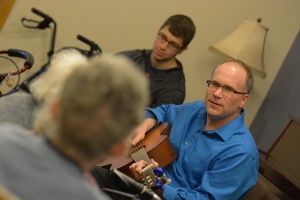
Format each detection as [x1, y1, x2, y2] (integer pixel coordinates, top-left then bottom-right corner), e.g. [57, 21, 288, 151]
[131, 126, 147, 146]
[129, 159, 159, 182]
[131, 118, 157, 145]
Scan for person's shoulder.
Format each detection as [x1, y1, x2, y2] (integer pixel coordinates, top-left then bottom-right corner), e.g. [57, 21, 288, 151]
[0, 122, 27, 134]
[185, 100, 205, 107]
[173, 100, 205, 111]
[117, 49, 151, 57]
[0, 92, 34, 104]
[175, 58, 183, 68]
[0, 122, 29, 147]
[0, 92, 36, 114]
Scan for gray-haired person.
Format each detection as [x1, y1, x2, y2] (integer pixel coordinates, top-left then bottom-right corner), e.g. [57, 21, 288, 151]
[0, 54, 149, 200]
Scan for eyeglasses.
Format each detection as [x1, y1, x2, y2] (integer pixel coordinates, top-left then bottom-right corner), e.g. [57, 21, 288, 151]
[157, 32, 182, 50]
[206, 80, 248, 97]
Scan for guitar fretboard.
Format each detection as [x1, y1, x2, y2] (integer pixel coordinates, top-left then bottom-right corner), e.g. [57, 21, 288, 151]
[131, 146, 161, 188]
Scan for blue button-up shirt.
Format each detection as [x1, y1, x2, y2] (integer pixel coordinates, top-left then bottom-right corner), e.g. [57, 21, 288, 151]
[146, 101, 258, 200]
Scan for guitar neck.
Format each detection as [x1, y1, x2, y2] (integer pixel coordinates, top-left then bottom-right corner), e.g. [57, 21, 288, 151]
[131, 147, 155, 187]
[97, 122, 177, 189]
[131, 146, 170, 190]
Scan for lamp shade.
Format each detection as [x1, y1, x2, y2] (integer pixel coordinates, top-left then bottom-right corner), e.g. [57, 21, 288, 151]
[209, 18, 268, 78]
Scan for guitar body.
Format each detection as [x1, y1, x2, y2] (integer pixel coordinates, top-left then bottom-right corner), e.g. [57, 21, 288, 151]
[97, 122, 178, 179]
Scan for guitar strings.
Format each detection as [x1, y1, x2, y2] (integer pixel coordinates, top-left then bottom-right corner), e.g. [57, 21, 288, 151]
[135, 142, 151, 163]
[132, 142, 155, 175]
[131, 142, 157, 188]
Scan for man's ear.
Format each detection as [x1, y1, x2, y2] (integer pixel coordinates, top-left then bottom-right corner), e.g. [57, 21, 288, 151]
[51, 100, 60, 120]
[240, 94, 249, 108]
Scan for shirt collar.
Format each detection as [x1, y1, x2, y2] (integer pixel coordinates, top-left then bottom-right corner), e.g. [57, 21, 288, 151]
[200, 109, 246, 142]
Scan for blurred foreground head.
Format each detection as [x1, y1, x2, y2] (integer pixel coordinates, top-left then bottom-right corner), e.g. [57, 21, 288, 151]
[29, 49, 88, 103]
[35, 54, 149, 160]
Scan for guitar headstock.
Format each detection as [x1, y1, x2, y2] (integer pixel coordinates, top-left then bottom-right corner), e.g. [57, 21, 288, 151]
[141, 164, 171, 190]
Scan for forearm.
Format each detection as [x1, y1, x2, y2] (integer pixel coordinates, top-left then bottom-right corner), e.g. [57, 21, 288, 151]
[139, 118, 157, 133]
[132, 118, 157, 145]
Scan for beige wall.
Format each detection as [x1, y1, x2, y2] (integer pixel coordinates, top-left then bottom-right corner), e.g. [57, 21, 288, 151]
[1, 0, 299, 128]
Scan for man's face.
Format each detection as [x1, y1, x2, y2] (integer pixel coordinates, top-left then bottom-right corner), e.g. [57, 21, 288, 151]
[205, 62, 249, 123]
[152, 26, 184, 62]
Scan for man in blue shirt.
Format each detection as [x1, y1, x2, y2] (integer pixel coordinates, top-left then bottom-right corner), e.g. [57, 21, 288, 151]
[130, 59, 259, 200]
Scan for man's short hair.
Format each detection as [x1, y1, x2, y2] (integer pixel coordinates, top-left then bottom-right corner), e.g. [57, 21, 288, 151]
[160, 14, 196, 48]
[213, 59, 254, 93]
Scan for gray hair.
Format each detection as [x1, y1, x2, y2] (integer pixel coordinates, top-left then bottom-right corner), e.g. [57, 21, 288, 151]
[29, 49, 88, 103]
[35, 54, 149, 160]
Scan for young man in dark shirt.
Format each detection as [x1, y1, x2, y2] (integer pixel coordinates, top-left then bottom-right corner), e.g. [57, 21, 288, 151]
[118, 14, 196, 108]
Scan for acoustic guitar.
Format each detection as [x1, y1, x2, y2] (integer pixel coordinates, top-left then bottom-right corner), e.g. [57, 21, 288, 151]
[97, 122, 178, 189]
